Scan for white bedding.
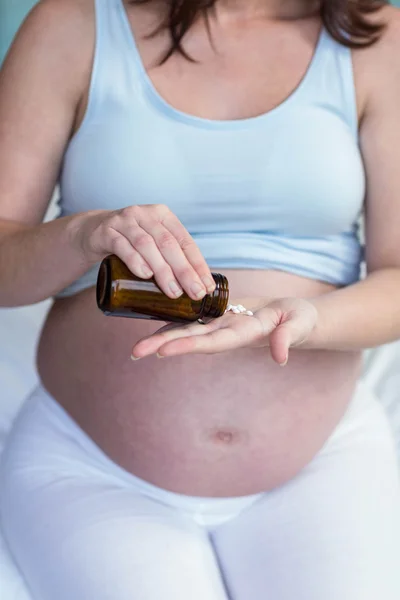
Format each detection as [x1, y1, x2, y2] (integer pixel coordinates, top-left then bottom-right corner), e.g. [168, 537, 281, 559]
[0, 303, 399, 599]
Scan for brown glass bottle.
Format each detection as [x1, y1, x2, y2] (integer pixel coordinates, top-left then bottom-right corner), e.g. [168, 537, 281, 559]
[96, 255, 229, 324]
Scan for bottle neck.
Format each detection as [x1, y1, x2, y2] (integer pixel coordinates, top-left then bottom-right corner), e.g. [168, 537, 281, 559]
[201, 274, 229, 319]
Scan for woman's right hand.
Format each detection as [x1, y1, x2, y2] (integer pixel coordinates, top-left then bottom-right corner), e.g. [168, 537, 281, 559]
[72, 204, 216, 300]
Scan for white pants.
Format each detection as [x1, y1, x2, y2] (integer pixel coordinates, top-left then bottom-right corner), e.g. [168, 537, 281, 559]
[1, 383, 400, 600]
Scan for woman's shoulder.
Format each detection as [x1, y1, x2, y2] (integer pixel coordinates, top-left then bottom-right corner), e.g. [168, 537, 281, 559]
[24, 0, 95, 37]
[352, 4, 400, 119]
[3, 0, 96, 106]
[369, 4, 400, 56]
[13, 0, 95, 70]
[359, 5, 400, 76]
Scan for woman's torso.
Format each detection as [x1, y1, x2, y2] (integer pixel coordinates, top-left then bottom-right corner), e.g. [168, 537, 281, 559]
[38, 0, 367, 496]
[38, 271, 361, 496]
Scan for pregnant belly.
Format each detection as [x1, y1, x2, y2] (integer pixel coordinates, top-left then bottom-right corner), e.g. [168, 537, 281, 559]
[38, 269, 362, 496]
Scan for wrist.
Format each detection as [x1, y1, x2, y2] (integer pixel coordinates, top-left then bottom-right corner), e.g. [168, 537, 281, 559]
[65, 210, 109, 268]
[300, 297, 328, 350]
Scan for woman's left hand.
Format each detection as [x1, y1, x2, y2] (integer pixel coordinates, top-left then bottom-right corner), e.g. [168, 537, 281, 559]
[131, 297, 319, 366]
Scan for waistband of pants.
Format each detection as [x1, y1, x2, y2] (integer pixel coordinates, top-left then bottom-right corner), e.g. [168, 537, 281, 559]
[28, 384, 264, 519]
[20, 378, 387, 522]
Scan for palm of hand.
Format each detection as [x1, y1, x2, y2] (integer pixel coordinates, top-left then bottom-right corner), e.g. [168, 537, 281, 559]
[131, 297, 318, 366]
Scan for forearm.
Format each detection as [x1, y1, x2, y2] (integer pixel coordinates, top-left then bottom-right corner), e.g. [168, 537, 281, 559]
[306, 268, 400, 351]
[0, 213, 97, 307]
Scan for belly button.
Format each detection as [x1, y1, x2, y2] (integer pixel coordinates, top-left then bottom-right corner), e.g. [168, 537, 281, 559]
[209, 428, 243, 446]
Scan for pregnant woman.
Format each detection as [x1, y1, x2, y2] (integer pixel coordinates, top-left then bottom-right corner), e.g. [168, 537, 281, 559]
[0, 0, 400, 598]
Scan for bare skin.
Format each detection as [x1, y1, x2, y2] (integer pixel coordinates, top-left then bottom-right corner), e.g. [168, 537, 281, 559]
[38, 272, 361, 495]
[1, 0, 400, 496]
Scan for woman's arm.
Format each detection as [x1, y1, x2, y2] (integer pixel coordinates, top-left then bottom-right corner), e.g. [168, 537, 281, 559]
[0, 0, 96, 306]
[307, 7, 400, 351]
[307, 269, 400, 351]
[0, 0, 214, 307]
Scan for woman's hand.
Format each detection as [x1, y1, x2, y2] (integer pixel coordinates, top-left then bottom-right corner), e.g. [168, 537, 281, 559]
[72, 204, 215, 300]
[131, 297, 319, 366]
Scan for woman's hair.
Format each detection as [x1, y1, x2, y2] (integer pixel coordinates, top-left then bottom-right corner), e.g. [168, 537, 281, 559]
[130, 0, 388, 62]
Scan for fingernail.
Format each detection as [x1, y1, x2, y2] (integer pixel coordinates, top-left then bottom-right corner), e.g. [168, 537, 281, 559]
[131, 355, 141, 361]
[191, 282, 206, 299]
[279, 356, 288, 367]
[202, 276, 215, 292]
[169, 281, 183, 297]
[141, 266, 153, 278]
[157, 353, 165, 359]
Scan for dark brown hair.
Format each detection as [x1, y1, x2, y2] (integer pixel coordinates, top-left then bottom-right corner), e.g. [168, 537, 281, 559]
[131, 0, 388, 62]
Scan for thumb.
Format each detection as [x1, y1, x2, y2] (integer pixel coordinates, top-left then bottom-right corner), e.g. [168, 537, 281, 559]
[268, 322, 291, 366]
[268, 308, 315, 366]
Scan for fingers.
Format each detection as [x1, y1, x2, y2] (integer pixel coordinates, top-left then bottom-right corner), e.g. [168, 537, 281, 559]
[162, 212, 216, 292]
[157, 327, 243, 357]
[107, 205, 214, 301]
[135, 327, 242, 358]
[132, 314, 264, 359]
[119, 223, 186, 299]
[267, 306, 316, 366]
[132, 321, 212, 359]
[107, 233, 154, 280]
[137, 220, 210, 300]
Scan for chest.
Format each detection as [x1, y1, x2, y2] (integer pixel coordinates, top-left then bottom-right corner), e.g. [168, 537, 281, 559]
[62, 105, 365, 236]
[135, 15, 322, 121]
[61, 9, 365, 237]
